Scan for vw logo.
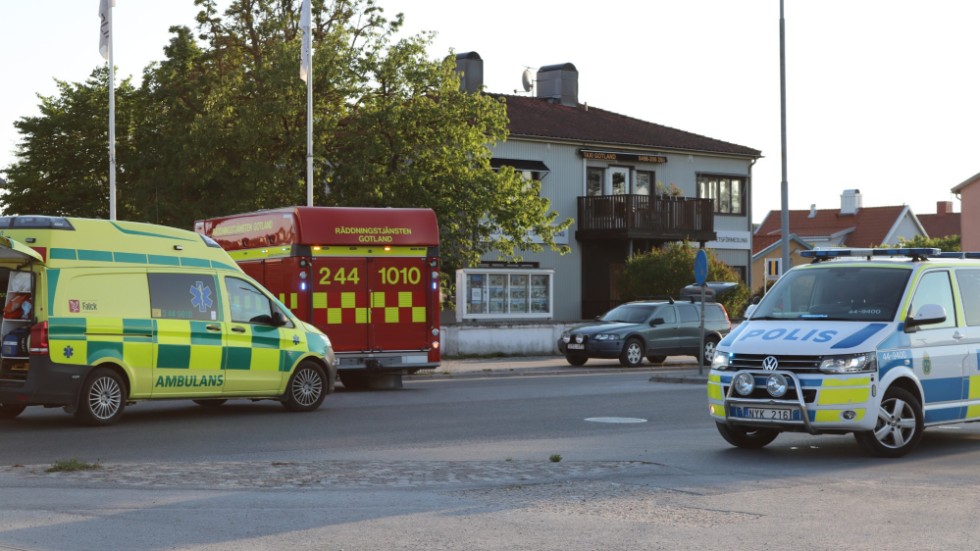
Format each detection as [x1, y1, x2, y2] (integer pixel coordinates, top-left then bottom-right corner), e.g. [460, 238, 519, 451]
[762, 356, 779, 371]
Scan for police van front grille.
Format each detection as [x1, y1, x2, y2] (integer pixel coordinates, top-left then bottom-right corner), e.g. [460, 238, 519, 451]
[729, 354, 823, 373]
[723, 385, 816, 404]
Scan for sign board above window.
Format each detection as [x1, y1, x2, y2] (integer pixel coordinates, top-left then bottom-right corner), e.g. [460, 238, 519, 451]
[580, 150, 668, 164]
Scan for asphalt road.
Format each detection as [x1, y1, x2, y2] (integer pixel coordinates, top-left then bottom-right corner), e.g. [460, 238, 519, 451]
[4, 372, 980, 550]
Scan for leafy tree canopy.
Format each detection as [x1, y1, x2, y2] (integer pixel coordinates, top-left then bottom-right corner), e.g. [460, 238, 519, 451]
[1, 0, 569, 273]
[896, 234, 960, 252]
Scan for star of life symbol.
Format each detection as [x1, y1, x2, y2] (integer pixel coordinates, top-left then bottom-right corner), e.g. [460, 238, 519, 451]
[63, 345, 74, 359]
[762, 356, 779, 371]
[293, 335, 300, 346]
[190, 281, 214, 313]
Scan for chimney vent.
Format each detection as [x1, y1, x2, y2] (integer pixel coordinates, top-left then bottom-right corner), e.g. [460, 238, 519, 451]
[535, 63, 578, 106]
[840, 189, 862, 215]
[455, 51, 483, 94]
[937, 201, 953, 215]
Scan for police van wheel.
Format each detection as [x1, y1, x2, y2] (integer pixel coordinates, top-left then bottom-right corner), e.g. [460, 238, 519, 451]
[565, 354, 588, 367]
[854, 387, 923, 458]
[283, 362, 327, 412]
[0, 403, 26, 419]
[193, 399, 227, 408]
[619, 338, 645, 367]
[76, 368, 126, 426]
[715, 423, 779, 449]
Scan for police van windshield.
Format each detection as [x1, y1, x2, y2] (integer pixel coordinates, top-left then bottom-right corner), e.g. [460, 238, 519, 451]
[752, 266, 912, 322]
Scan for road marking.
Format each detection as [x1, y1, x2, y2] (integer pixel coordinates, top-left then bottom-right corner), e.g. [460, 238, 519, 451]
[584, 417, 648, 424]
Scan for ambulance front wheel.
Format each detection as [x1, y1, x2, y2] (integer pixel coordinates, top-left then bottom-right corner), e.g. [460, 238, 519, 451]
[76, 367, 126, 426]
[854, 386, 923, 458]
[283, 361, 327, 412]
[715, 423, 779, 449]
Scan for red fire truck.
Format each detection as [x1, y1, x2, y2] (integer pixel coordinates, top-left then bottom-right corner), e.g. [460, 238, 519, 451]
[195, 207, 441, 389]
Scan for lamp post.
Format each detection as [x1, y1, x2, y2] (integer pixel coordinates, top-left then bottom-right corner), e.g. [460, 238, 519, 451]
[779, 0, 790, 273]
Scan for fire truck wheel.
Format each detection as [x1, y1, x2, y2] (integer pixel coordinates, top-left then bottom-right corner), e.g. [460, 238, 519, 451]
[0, 403, 26, 419]
[193, 399, 227, 408]
[715, 422, 779, 449]
[283, 361, 327, 412]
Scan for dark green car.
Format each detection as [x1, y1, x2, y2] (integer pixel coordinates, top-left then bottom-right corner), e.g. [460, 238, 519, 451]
[557, 300, 731, 367]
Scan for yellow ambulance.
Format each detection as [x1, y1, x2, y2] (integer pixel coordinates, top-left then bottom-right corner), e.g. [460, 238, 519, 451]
[0, 215, 336, 426]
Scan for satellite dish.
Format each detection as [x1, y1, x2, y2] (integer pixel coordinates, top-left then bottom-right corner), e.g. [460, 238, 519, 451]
[521, 69, 533, 92]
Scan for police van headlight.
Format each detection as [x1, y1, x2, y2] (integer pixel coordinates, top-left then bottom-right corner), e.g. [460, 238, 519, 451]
[819, 353, 876, 374]
[711, 351, 731, 371]
[733, 372, 755, 396]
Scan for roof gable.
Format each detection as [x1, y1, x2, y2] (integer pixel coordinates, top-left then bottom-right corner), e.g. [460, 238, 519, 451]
[756, 205, 913, 247]
[499, 95, 761, 158]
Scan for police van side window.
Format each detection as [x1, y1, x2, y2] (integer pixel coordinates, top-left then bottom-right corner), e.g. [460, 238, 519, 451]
[226, 276, 292, 327]
[148, 273, 220, 321]
[955, 269, 980, 326]
[908, 270, 956, 329]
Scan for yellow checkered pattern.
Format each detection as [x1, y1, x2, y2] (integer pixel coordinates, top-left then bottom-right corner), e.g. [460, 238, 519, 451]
[313, 290, 426, 325]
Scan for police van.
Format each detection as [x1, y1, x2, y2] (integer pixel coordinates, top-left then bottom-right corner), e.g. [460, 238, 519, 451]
[0, 216, 336, 426]
[708, 247, 980, 457]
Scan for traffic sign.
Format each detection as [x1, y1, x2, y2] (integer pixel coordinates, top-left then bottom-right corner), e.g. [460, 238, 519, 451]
[694, 249, 708, 286]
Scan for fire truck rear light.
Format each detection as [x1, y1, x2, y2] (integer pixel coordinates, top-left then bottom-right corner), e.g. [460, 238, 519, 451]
[432, 341, 440, 349]
[431, 328, 440, 336]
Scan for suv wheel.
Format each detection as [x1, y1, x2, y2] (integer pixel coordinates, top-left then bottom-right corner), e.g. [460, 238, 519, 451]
[619, 338, 644, 367]
[703, 337, 719, 364]
[565, 354, 588, 367]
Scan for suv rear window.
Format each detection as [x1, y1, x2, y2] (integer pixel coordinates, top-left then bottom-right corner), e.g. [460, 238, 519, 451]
[704, 304, 727, 322]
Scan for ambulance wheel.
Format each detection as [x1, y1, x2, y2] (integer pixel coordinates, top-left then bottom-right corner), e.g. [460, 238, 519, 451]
[854, 386, 923, 458]
[0, 403, 26, 419]
[283, 361, 327, 412]
[76, 368, 126, 426]
[619, 338, 644, 367]
[565, 354, 588, 366]
[715, 423, 779, 449]
[193, 399, 227, 408]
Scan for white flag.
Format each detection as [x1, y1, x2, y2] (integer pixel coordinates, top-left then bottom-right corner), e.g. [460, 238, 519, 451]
[98, 0, 116, 60]
[300, 0, 312, 82]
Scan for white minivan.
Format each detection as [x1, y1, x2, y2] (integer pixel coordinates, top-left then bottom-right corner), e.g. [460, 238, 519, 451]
[708, 247, 980, 457]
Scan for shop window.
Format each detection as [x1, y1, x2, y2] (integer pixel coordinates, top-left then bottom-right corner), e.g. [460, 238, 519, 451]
[587, 168, 604, 196]
[635, 171, 654, 195]
[456, 268, 554, 321]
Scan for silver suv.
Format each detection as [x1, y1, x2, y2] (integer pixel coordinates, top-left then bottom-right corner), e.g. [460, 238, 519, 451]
[558, 300, 731, 367]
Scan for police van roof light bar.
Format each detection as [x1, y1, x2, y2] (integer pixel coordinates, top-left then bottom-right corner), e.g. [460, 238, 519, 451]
[934, 251, 980, 259]
[800, 247, 939, 263]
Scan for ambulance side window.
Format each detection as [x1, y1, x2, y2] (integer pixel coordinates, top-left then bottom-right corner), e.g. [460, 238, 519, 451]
[225, 277, 292, 327]
[955, 269, 980, 326]
[908, 270, 956, 329]
[148, 273, 220, 321]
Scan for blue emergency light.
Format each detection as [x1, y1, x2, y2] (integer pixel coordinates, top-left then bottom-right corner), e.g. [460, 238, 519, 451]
[801, 247, 940, 262]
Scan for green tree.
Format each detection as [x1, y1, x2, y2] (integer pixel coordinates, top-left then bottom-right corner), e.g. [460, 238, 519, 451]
[897, 234, 960, 252]
[2, 0, 569, 274]
[618, 242, 751, 319]
[3, 68, 138, 218]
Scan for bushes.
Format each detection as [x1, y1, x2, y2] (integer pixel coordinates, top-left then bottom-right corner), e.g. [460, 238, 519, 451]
[618, 242, 751, 319]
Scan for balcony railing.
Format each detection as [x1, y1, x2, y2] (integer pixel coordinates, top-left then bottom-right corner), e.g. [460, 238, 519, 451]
[576, 195, 716, 242]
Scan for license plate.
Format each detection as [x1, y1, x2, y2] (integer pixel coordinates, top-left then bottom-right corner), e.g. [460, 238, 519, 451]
[567, 343, 584, 350]
[732, 406, 797, 421]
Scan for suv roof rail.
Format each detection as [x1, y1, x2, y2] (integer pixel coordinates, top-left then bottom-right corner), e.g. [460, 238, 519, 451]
[801, 247, 939, 263]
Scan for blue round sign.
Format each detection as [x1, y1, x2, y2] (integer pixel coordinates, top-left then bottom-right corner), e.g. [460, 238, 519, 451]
[694, 249, 708, 286]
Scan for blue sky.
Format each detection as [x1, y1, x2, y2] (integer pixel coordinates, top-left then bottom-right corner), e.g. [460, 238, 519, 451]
[2, 0, 978, 223]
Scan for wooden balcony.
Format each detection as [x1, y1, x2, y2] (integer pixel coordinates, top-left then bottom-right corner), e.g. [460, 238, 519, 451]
[576, 195, 716, 242]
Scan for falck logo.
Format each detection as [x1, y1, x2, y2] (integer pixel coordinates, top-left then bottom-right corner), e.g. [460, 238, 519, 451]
[762, 356, 779, 371]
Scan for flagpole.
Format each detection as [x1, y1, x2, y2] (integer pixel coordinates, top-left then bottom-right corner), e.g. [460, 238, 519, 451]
[306, 50, 313, 207]
[108, 6, 117, 221]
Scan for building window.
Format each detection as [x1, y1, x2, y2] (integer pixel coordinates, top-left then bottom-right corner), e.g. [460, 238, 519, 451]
[586, 168, 604, 196]
[456, 268, 554, 321]
[609, 167, 629, 195]
[635, 171, 654, 195]
[698, 175, 746, 215]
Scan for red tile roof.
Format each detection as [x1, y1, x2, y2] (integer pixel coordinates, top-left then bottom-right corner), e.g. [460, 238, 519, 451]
[917, 212, 960, 238]
[755, 206, 909, 248]
[499, 95, 761, 158]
